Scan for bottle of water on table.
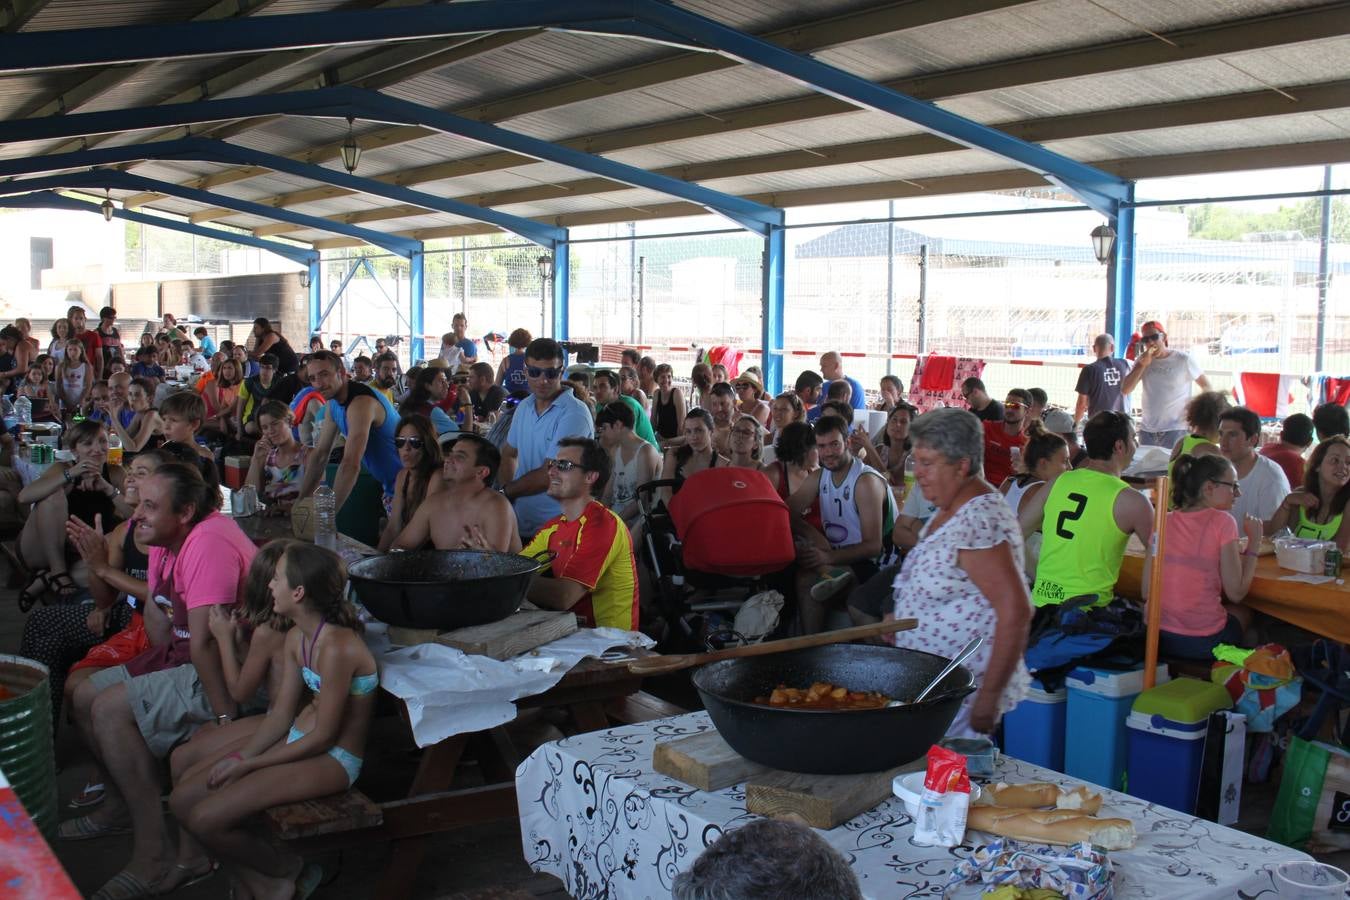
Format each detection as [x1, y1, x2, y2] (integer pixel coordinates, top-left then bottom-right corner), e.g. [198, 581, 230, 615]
[314, 484, 337, 550]
[14, 395, 31, 428]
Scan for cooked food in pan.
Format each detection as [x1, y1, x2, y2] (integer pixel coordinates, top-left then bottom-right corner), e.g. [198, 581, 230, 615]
[753, 681, 892, 710]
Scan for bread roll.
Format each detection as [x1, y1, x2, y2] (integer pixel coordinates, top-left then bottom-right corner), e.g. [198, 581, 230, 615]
[967, 805, 1136, 851]
[981, 782, 1104, 816]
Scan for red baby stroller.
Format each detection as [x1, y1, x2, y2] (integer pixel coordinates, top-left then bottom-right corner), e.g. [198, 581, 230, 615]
[636, 467, 795, 651]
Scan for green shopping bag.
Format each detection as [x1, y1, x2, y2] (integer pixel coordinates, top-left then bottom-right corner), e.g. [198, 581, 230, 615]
[1268, 737, 1349, 849]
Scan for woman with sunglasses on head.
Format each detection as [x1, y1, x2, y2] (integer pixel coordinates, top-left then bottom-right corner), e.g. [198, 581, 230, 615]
[1142, 453, 1261, 659]
[377, 414, 444, 551]
[246, 400, 310, 515]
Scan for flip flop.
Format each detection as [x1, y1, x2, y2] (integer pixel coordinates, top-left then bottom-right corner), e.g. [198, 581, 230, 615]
[57, 814, 131, 841]
[295, 861, 324, 900]
[162, 860, 217, 892]
[67, 781, 106, 810]
[90, 869, 163, 900]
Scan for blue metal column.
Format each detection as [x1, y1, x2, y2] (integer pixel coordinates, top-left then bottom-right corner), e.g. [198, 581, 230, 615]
[1108, 184, 1137, 350]
[409, 249, 425, 363]
[761, 226, 785, 396]
[306, 259, 322, 340]
[552, 241, 570, 343]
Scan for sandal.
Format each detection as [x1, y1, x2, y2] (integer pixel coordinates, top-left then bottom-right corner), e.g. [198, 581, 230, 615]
[17, 568, 50, 612]
[158, 860, 217, 892]
[89, 869, 164, 900]
[47, 571, 82, 604]
[57, 813, 131, 841]
[67, 781, 106, 810]
[295, 862, 324, 900]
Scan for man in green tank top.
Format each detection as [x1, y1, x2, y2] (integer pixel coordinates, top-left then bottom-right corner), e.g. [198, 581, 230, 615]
[1020, 411, 1154, 608]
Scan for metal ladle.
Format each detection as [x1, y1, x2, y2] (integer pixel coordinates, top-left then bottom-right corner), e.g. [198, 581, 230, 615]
[912, 635, 984, 704]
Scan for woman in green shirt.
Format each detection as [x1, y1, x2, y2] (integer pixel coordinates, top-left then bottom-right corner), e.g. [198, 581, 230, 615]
[1267, 436, 1349, 547]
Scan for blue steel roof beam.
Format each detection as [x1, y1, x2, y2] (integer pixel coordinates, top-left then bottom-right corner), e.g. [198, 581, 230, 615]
[615, 0, 1130, 217]
[0, 1, 629, 73]
[0, 169, 421, 257]
[0, 86, 782, 234]
[340, 88, 783, 235]
[0, 137, 566, 248]
[0, 190, 318, 267]
[0, 91, 359, 145]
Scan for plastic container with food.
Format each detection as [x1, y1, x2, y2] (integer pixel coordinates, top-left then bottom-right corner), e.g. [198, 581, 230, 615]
[1273, 537, 1335, 574]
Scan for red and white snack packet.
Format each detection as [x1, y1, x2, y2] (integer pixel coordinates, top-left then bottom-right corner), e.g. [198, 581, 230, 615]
[913, 745, 970, 847]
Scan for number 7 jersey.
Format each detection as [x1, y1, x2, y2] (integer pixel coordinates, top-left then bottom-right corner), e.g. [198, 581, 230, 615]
[1031, 467, 1129, 608]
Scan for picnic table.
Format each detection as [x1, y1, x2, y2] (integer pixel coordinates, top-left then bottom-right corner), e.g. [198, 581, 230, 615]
[1117, 548, 1350, 644]
[517, 711, 1312, 899]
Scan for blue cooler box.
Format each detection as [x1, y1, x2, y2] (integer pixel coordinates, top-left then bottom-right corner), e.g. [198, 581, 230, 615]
[1126, 678, 1233, 814]
[1064, 665, 1168, 790]
[1002, 679, 1066, 772]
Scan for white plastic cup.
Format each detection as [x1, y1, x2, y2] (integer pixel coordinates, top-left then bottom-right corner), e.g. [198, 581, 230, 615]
[1274, 861, 1350, 899]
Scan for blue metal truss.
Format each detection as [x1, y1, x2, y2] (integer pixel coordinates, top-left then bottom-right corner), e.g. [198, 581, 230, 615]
[0, 2, 1130, 215]
[0, 190, 318, 267]
[0, 136, 566, 249]
[0, 169, 422, 258]
[0, 87, 782, 236]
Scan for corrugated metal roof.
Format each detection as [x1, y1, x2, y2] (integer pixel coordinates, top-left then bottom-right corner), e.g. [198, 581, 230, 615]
[1, 0, 1347, 251]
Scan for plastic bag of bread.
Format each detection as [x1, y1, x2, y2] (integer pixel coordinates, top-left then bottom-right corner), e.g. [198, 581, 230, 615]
[967, 805, 1135, 851]
[983, 782, 1103, 815]
[944, 838, 1114, 900]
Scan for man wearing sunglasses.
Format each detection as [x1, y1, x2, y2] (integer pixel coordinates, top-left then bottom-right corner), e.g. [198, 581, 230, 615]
[500, 338, 595, 538]
[982, 389, 1032, 486]
[296, 350, 402, 517]
[520, 438, 638, 630]
[1120, 320, 1211, 448]
[394, 433, 520, 553]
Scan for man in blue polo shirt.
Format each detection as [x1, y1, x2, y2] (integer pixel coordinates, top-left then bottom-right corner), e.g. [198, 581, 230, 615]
[501, 338, 595, 538]
[821, 351, 865, 411]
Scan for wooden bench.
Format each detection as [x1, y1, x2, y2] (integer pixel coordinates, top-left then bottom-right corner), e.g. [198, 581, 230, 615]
[605, 691, 688, 725]
[265, 789, 383, 840]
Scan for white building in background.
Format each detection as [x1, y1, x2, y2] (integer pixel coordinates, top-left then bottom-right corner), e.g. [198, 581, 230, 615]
[0, 208, 124, 317]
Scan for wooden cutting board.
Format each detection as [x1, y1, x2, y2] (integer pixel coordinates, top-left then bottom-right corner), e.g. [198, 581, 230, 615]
[653, 730, 771, 791]
[654, 730, 926, 829]
[386, 610, 578, 660]
[746, 759, 923, 829]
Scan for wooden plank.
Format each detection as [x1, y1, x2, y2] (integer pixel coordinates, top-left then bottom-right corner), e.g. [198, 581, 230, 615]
[605, 691, 687, 725]
[746, 757, 926, 830]
[653, 730, 772, 792]
[438, 610, 578, 660]
[387, 611, 578, 660]
[265, 789, 383, 840]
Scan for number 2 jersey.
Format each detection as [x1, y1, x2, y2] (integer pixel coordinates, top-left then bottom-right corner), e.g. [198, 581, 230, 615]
[1031, 467, 1129, 608]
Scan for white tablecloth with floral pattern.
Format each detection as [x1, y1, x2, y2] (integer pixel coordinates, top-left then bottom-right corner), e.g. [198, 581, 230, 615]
[516, 711, 1309, 900]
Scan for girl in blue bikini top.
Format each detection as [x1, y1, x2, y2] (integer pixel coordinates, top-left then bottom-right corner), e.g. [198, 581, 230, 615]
[184, 541, 379, 898]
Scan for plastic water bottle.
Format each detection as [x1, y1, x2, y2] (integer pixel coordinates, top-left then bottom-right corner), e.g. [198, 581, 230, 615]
[313, 484, 337, 550]
[14, 395, 31, 427]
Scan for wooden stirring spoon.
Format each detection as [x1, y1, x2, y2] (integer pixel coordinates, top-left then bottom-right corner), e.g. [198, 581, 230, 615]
[627, 618, 918, 676]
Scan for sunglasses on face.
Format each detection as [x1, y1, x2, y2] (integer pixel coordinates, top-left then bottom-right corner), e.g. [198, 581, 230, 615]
[546, 458, 582, 472]
[527, 366, 563, 379]
[394, 437, 425, 449]
[1140, 333, 1163, 343]
[1004, 401, 1024, 410]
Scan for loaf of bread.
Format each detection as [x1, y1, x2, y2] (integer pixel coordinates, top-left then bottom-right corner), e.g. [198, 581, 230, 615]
[967, 804, 1136, 851]
[982, 782, 1104, 815]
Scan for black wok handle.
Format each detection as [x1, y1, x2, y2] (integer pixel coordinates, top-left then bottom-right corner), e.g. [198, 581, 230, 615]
[525, 548, 558, 575]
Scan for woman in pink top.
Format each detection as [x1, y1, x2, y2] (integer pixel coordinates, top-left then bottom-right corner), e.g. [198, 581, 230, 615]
[1143, 453, 1262, 660]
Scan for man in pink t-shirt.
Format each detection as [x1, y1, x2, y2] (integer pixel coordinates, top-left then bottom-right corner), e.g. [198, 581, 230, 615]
[66, 464, 256, 896]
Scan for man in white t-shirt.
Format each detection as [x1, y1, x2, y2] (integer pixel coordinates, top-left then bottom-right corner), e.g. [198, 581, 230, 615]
[1219, 406, 1289, 527]
[1120, 320, 1211, 448]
